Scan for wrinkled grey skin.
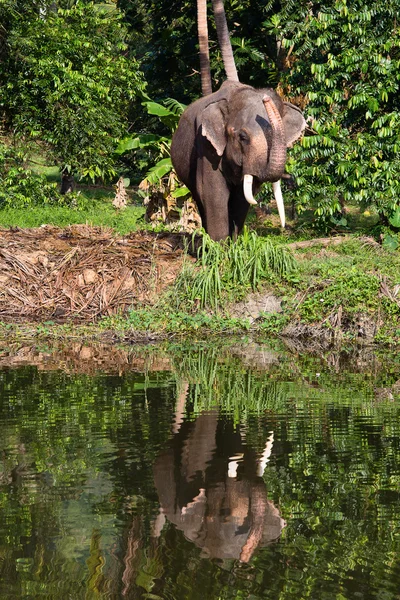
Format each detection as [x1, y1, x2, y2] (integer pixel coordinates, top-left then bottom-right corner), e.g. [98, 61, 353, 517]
[171, 80, 306, 241]
[153, 411, 285, 562]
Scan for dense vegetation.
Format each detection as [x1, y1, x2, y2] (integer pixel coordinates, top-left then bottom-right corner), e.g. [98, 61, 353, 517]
[1, 0, 399, 234]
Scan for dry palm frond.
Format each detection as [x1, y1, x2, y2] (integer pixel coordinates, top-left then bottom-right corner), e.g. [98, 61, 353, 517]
[0, 225, 191, 322]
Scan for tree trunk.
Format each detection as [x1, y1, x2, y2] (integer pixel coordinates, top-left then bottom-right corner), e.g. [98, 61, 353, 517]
[197, 0, 212, 96]
[211, 0, 239, 82]
[60, 171, 74, 194]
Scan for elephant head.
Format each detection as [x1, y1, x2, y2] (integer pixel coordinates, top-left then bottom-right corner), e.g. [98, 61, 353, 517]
[171, 80, 306, 239]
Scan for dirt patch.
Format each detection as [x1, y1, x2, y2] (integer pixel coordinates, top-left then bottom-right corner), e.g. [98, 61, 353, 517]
[281, 311, 380, 351]
[0, 225, 193, 323]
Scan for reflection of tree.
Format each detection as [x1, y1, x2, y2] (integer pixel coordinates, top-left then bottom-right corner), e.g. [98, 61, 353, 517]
[0, 366, 176, 598]
[0, 346, 400, 599]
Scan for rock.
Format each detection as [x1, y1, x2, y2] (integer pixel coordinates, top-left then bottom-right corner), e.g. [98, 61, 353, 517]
[79, 347, 93, 360]
[83, 269, 97, 285]
[229, 291, 282, 323]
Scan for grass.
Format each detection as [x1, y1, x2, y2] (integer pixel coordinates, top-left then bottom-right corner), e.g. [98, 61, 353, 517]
[173, 228, 297, 311]
[0, 200, 145, 235]
[260, 236, 400, 343]
[0, 149, 398, 345]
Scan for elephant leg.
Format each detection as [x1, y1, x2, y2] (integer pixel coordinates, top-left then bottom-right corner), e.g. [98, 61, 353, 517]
[228, 187, 250, 238]
[192, 190, 206, 229]
[196, 163, 230, 241]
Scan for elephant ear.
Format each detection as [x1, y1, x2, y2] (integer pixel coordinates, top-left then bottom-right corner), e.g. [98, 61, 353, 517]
[201, 100, 228, 157]
[282, 102, 307, 148]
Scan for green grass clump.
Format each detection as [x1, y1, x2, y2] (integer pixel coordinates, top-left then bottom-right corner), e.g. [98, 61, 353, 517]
[174, 228, 296, 311]
[103, 307, 253, 335]
[276, 237, 400, 343]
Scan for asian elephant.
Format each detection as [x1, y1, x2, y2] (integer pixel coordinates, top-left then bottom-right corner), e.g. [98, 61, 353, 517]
[152, 410, 285, 562]
[171, 79, 306, 241]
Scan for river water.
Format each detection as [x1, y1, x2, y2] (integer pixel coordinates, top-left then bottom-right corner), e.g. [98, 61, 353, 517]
[1, 341, 400, 599]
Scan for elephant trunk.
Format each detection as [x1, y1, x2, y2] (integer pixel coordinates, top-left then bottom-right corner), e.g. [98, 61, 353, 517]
[263, 96, 287, 228]
[262, 96, 287, 180]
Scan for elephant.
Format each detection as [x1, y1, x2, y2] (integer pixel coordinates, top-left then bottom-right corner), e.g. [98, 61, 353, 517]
[171, 79, 306, 241]
[152, 410, 285, 562]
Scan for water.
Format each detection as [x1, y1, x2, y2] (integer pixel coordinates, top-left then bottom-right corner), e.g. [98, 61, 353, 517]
[0, 342, 400, 599]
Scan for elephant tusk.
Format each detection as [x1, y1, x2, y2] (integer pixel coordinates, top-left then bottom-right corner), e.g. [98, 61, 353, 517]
[273, 180, 286, 228]
[243, 174, 257, 205]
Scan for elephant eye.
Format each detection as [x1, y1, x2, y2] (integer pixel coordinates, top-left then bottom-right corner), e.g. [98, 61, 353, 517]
[238, 130, 249, 143]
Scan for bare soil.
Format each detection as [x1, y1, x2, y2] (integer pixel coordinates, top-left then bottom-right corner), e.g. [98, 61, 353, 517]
[0, 225, 193, 322]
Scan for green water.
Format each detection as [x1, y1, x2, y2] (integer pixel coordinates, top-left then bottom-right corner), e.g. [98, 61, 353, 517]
[1, 342, 400, 599]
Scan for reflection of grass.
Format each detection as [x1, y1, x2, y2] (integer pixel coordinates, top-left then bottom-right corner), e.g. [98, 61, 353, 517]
[169, 340, 399, 412]
[171, 345, 289, 426]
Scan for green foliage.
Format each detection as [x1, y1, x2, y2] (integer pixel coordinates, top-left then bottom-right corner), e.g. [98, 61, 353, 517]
[269, 0, 400, 227]
[115, 307, 251, 335]
[174, 229, 296, 311]
[382, 232, 400, 251]
[1, 1, 145, 181]
[119, 0, 283, 103]
[298, 267, 381, 323]
[281, 237, 400, 341]
[116, 96, 186, 187]
[389, 207, 400, 229]
[0, 141, 67, 207]
[0, 156, 145, 232]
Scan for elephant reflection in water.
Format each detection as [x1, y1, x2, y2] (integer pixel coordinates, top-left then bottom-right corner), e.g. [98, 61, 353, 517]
[152, 389, 285, 563]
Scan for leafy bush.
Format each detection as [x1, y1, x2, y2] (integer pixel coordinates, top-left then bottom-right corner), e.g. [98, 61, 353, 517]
[1, 1, 145, 182]
[116, 97, 186, 188]
[116, 96, 192, 226]
[0, 142, 71, 208]
[267, 0, 400, 228]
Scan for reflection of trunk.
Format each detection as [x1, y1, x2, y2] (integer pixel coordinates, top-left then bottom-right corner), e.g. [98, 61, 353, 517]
[239, 483, 268, 563]
[86, 530, 106, 595]
[211, 0, 239, 82]
[172, 381, 189, 434]
[197, 0, 212, 96]
[60, 170, 74, 194]
[121, 518, 142, 597]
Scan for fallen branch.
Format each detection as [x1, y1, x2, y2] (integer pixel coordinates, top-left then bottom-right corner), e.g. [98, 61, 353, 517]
[286, 235, 380, 251]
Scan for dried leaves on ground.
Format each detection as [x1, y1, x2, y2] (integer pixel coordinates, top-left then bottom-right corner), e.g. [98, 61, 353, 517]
[0, 225, 192, 322]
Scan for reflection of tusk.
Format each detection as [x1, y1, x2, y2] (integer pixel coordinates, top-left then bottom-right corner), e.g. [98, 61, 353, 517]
[181, 488, 207, 514]
[273, 180, 285, 228]
[243, 174, 257, 205]
[151, 507, 166, 538]
[228, 453, 244, 478]
[256, 432, 274, 477]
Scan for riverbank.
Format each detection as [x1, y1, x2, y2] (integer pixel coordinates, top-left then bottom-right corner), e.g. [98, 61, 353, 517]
[0, 225, 399, 347]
